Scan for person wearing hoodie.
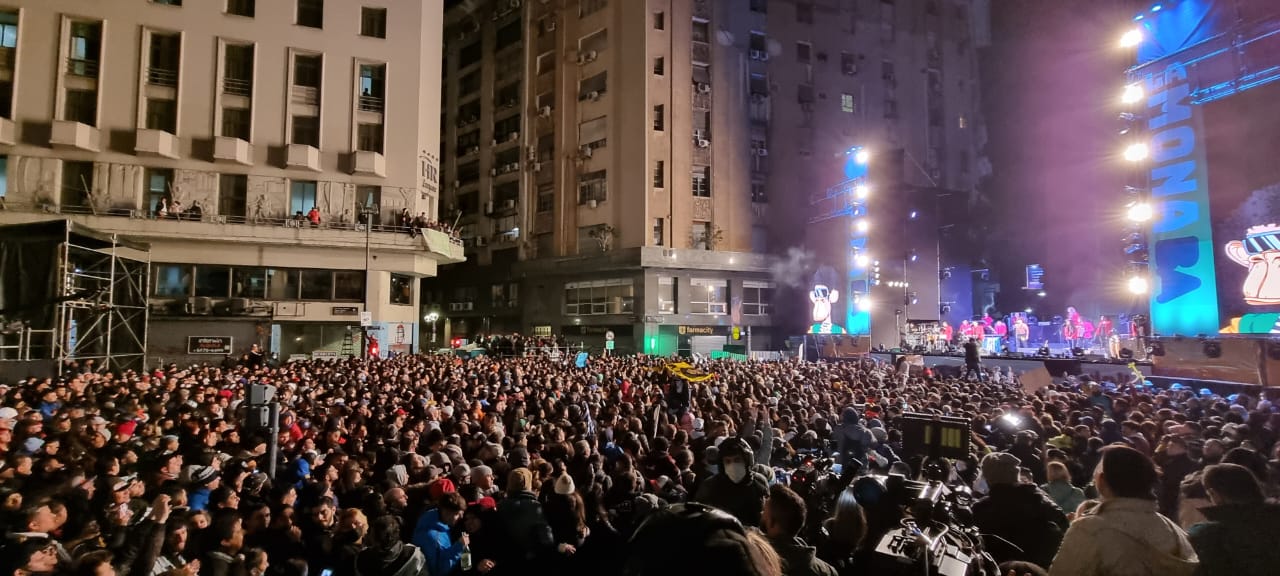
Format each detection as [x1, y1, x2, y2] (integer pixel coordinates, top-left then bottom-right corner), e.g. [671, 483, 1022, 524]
[833, 408, 872, 477]
[1049, 446, 1199, 576]
[762, 483, 838, 576]
[1186, 463, 1280, 576]
[973, 452, 1068, 569]
[694, 437, 769, 527]
[413, 492, 468, 576]
[1039, 461, 1085, 519]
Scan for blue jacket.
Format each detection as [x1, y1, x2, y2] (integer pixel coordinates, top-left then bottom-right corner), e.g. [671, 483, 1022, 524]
[188, 487, 210, 512]
[411, 508, 464, 576]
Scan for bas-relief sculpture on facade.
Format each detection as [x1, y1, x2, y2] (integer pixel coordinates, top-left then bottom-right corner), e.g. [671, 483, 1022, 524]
[11, 156, 60, 207]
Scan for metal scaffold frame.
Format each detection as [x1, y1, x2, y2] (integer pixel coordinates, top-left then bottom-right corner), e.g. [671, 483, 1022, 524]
[0, 220, 150, 374]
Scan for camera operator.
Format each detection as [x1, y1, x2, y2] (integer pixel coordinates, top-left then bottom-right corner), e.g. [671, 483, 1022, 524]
[833, 408, 873, 478]
[972, 452, 1068, 570]
[695, 437, 769, 527]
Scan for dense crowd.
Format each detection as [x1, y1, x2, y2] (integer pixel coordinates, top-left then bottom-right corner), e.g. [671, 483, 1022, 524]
[0, 352, 1276, 576]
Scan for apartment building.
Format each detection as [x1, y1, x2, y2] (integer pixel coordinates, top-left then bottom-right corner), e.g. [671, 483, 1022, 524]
[0, 0, 458, 364]
[429, 0, 988, 353]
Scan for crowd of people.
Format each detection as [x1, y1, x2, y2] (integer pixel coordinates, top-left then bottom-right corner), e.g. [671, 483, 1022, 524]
[0, 351, 1276, 576]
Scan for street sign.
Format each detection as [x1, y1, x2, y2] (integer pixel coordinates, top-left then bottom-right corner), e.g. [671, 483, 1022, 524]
[360, 311, 372, 326]
[606, 341, 615, 351]
[188, 336, 234, 355]
[605, 330, 615, 341]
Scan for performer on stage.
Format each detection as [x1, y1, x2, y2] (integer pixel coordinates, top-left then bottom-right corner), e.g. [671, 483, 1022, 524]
[941, 321, 953, 347]
[1062, 319, 1078, 349]
[1097, 315, 1114, 351]
[1014, 316, 1030, 350]
[993, 319, 1008, 352]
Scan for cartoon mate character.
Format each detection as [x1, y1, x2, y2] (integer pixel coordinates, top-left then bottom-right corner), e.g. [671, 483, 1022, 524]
[1221, 224, 1280, 334]
[808, 266, 847, 334]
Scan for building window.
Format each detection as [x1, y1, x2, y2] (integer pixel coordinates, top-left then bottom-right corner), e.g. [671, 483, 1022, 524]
[294, 54, 322, 88]
[751, 182, 767, 203]
[691, 222, 711, 250]
[147, 32, 180, 87]
[358, 64, 385, 108]
[191, 265, 229, 298]
[146, 169, 173, 216]
[564, 279, 633, 315]
[496, 20, 522, 50]
[742, 281, 774, 315]
[653, 11, 664, 30]
[226, 0, 255, 17]
[691, 166, 710, 198]
[578, 71, 607, 100]
[958, 115, 968, 129]
[0, 156, 7, 201]
[358, 123, 383, 153]
[0, 11, 17, 49]
[750, 0, 767, 13]
[653, 56, 664, 76]
[60, 161, 94, 210]
[579, 115, 607, 149]
[692, 20, 709, 43]
[221, 108, 250, 140]
[653, 160, 664, 188]
[460, 41, 482, 68]
[580, 29, 608, 54]
[841, 52, 856, 75]
[233, 267, 267, 299]
[749, 32, 767, 54]
[333, 270, 364, 301]
[152, 0, 183, 5]
[297, 0, 324, 28]
[146, 99, 177, 133]
[796, 42, 811, 63]
[154, 264, 192, 297]
[658, 276, 676, 313]
[265, 268, 300, 300]
[690, 278, 727, 314]
[578, 170, 607, 205]
[223, 43, 254, 95]
[289, 180, 317, 217]
[841, 93, 855, 113]
[298, 269, 332, 300]
[219, 174, 247, 219]
[653, 105, 664, 131]
[796, 1, 814, 24]
[390, 273, 413, 305]
[653, 218, 664, 246]
[580, 0, 608, 18]
[68, 22, 102, 77]
[361, 7, 387, 38]
[537, 184, 553, 213]
[884, 99, 898, 118]
[64, 90, 97, 125]
[291, 115, 319, 147]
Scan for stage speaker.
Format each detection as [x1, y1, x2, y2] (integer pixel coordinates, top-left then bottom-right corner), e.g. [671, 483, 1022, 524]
[1202, 341, 1222, 358]
[248, 383, 277, 405]
[1152, 338, 1259, 385]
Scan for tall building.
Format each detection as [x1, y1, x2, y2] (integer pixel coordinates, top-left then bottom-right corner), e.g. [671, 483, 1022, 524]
[0, 0, 458, 364]
[430, 0, 988, 352]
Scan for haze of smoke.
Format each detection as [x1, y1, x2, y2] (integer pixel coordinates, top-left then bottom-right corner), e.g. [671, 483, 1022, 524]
[771, 246, 815, 289]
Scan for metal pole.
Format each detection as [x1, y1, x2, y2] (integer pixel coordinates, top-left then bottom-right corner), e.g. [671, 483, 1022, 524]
[266, 401, 280, 479]
[363, 209, 372, 360]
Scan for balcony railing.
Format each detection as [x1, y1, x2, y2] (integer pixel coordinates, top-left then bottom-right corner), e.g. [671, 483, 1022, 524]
[358, 95, 385, 113]
[291, 85, 319, 106]
[147, 67, 178, 87]
[67, 58, 99, 78]
[224, 77, 253, 96]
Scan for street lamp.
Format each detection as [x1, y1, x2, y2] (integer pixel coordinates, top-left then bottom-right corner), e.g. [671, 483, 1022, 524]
[360, 196, 378, 359]
[424, 312, 440, 344]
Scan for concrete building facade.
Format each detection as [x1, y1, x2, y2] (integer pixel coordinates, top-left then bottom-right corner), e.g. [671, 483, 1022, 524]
[429, 0, 989, 353]
[0, 0, 460, 365]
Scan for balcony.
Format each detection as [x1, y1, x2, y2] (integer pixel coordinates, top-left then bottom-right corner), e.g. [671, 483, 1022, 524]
[358, 95, 384, 113]
[0, 117, 13, 146]
[147, 67, 178, 87]
[50, 120, 101, 152]
[214, 136, 253, 165]
[291, 85, 319, 106]
[67, 58, 99, 78]
[135, 129, 181, 159]
[286, 143, 321, 171]
[351, 150, 386, 177]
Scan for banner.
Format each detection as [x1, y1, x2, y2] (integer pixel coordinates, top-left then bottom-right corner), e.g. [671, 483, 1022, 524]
[664, 361, 716, 383]
[188, 336, 233, 355]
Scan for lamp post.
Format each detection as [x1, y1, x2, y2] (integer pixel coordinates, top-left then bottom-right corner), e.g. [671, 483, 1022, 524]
[360, 202, 377, 359]
[424, 311, 439, 346]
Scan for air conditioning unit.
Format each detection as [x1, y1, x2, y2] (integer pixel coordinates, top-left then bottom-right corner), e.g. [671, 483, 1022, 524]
[757, 148, 769, 157]
[579, 145, 593, 158]
[468, 146, 479, 154]
[508, 162, 520, 172]
[210, 215, 228, 224]
[508, 131, 519, 142]
[533, 162, 542, 172]
[504, 199, 516, 209]
[696, 82, 711, 94]
[750, 49, 763, 60]
[585, 50, 598, 63]
[485, 201, 495, 213]
[489, 168, 498, 177]
[463, 302, 475, 310]
[589, 90, 601, 101]
[588, 199, 599, 208]
[696, 139, 710, 148]
[760, 52, 770, 62]
[539, 106, 552, 118]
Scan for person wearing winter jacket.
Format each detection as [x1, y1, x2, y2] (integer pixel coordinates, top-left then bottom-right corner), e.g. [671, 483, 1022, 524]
[412, 492, 468, 576]
[762, 484, 838, 576]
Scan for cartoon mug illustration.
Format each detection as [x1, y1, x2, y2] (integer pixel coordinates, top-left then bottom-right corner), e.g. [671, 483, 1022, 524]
[808, 266, 848, 334]
[1220, 224, 1280, 334]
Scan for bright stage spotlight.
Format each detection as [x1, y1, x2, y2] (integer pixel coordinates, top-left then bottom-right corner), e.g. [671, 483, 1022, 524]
[1128, 275, 1149, 295]
[1123, 142, 1150, 162]
[854, 254, 870, 267]
[1127, 202, 1153, 222]
[1121, 84, 1145, 104]
[857, 297, 872, 311]
[856, 219, 869, 232]
[855, 149, 870, 164]
[855, 184, 869, 199]
[1120, 27, 1143, 48]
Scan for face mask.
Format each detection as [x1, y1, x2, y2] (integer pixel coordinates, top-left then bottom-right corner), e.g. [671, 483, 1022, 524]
[725, 462, 748, 483]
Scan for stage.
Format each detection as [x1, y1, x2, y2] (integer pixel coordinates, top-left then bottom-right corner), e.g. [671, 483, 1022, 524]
[868, 351, 1152, 380]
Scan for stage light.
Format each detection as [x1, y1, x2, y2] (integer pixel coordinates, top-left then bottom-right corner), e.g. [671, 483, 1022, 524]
[854, 253, 869, 267]
[855, 149, 870, 164]
[1024, 307, 1033, 314]
[1127, 275, 1149, 294]
[1120, 27, 1143, 48]
[855, 184, 869, 199]
[1037, 290, 1047, 298]
[909, 210, 918, 219]
[909, 250, 919, 262]
[1127, 202, 1153, 222]
[857, 297, 872, 311]
[1151, 4, 1162, 12]
[1123, 142, 1149, 162]
[1121, 83, 1144, 104]
[856, 219, 869, 232]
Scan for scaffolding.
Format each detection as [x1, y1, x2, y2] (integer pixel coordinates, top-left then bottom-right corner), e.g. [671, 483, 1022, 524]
[0, 220, 150, 374]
